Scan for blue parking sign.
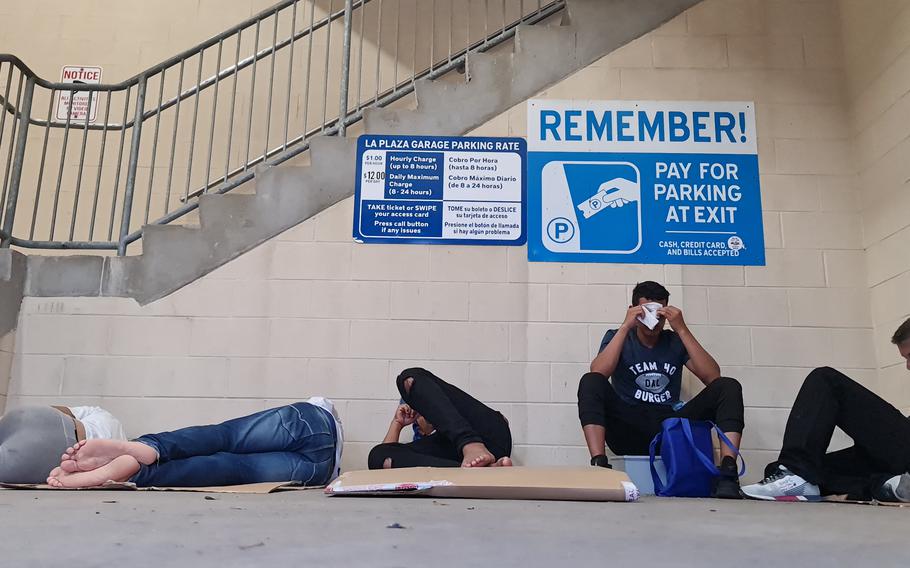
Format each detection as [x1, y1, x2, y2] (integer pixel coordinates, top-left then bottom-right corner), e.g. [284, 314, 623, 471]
[527, 100, 765, 265]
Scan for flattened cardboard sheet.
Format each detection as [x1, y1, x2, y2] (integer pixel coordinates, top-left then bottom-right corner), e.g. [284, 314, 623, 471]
[326, 466, 639, 502]
[0, 481, 321, 494]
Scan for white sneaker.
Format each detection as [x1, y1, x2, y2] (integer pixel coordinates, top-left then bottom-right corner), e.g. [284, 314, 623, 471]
[741, 465, 821, 501]
[876, 473, 910, 503]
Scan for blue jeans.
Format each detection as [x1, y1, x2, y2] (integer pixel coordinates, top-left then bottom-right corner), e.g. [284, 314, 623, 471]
[130, 403, 337, 487]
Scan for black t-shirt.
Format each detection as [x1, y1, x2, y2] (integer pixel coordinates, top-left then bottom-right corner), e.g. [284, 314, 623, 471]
[598, 329, 690, 406]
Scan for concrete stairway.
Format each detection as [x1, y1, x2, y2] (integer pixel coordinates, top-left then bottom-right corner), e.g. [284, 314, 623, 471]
[15, 0, 702, 308]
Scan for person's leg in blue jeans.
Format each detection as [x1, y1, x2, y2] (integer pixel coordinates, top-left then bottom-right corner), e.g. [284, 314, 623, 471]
[47, 403, 337, 488]
[137, 403, 334, 464]
[131, 449, 334, 487]
[131, 403, 337, 487]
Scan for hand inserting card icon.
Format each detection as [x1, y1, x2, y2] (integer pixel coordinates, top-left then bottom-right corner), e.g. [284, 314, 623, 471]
[577, 178, 639, 219]
[540, 160, 642, 254]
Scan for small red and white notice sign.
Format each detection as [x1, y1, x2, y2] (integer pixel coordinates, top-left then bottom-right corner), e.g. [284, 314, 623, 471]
[55, 65, 103, 123]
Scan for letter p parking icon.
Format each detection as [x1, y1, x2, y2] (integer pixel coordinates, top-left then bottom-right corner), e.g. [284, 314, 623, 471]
[547, 217, 575, 243]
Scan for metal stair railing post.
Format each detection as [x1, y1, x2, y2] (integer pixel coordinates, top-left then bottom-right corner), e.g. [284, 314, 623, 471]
[1, 77, 34, 249]
[117, 75, 148, 256]
[338, 0, 355, 137]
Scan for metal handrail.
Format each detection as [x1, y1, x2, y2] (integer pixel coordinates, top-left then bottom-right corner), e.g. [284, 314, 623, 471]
[0, 1, 373, 131]
[0, 0, 566, 254]
[177, 0, 566, 205]
[3, 0, 319, 91]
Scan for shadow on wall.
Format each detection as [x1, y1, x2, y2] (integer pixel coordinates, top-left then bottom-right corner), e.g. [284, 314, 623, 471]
[0, 251, 26, 412]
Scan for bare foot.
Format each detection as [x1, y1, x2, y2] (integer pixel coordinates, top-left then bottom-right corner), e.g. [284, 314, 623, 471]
[60, 440, 87, 472]
[61, 439, 158, 473]
[461, 442, 495, 468]
[61, 439, 86, 460]
[490, 456, 513, 467]
[47, 455, 141, 488]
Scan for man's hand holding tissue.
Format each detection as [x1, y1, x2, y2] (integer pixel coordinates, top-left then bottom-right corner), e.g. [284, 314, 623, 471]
[657, 305, 687, 333]
[591, 305, 645, 377]
[620, 305, 645, 332]
[656, 305, 722, 385]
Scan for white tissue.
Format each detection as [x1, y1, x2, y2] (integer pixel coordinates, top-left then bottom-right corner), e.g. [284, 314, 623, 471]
[637, 302, 662, 330]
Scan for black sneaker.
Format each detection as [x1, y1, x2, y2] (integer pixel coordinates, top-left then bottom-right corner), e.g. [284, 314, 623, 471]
[712, 456, 742, 499]
[590, 455, 612, 469]
[713, 475, 742, 499]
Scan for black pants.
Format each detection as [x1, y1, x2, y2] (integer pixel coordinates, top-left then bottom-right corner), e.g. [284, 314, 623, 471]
[768, 367, 910, 500]
[368, 368, 512, 469]
[577, 372, 745, 456]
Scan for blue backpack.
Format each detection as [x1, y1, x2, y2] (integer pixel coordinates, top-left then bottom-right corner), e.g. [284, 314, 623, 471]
[649, 417, 745, 497]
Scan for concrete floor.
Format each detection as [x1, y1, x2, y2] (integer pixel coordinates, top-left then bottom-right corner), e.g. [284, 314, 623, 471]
[0, 489, 907, 567]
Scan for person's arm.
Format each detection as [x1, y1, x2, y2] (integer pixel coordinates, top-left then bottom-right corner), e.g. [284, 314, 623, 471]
[382, 404, 417, 443]
[590, 305, 645, 376]
[659, 305, 721, 385]
[383, 422, 404, 443]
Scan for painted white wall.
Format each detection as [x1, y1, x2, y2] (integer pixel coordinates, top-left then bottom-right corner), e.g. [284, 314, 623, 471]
[840, 0, 910, 409]
[6, 0, 898, 482]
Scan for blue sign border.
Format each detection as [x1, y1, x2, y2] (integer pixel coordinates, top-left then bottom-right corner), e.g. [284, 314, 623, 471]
[353, 134, 527, 246]
[526, 99, 766, 266]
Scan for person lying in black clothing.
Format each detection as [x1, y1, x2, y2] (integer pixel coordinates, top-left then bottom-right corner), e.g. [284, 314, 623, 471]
[742, 317, 910, 502]
[368, 367, 512, 469]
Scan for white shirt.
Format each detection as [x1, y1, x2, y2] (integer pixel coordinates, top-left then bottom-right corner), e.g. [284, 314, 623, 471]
[305, 397, 344, 481]
[69, 406, 127, 441]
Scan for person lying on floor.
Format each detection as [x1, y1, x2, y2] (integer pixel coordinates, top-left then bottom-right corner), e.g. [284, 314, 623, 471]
[0, 405, 125, 484]
[742, 317, 910, 502]
[368, 367, 512, 469]
[45, 397, 342, 489]
[578, 280, 745, 499]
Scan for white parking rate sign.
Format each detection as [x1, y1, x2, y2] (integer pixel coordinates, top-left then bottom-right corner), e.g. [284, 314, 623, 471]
[56, 66, 103, 123]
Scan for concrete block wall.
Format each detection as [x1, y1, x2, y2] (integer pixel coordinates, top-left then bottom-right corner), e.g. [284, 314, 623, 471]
[840, 0, 910, 410]
[6, 0, 884, 481]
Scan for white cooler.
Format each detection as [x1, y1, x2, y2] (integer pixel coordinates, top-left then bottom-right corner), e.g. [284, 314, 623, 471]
[612, 455, 665, 496]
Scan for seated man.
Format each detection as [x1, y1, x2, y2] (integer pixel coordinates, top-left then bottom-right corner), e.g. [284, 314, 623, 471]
[0, 405, 125, 484]
[578, 281, 745, 499]
[742, 318, 910, 502]
[368, 367, 512, 469]
[46, 397, 342, 488]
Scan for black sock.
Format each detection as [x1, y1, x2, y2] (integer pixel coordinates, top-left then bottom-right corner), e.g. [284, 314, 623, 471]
[590, 454, 612, 469]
